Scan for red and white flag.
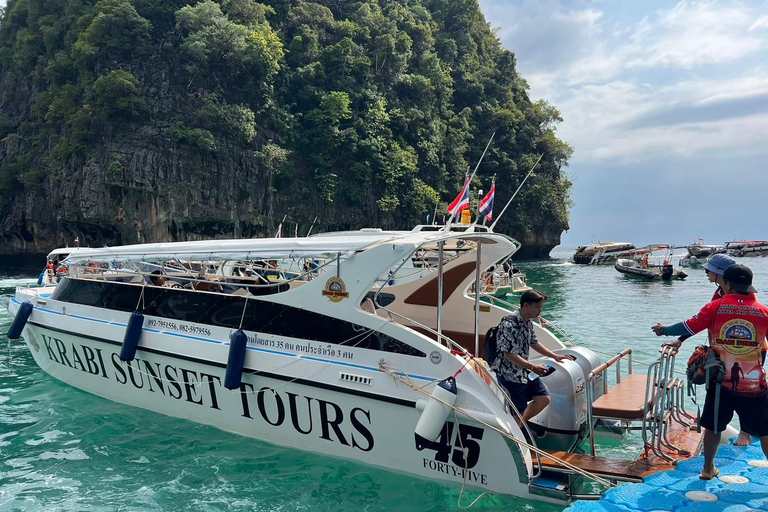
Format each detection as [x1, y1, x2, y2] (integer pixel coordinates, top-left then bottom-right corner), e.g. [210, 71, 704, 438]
[478, 181, 495, 221]
[447, 178, 470, 217]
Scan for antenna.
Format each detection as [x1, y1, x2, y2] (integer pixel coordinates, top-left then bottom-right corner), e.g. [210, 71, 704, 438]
[305, 216, 318, 236]
[490, 154, 543, 231]
[274, 215, 287, 238]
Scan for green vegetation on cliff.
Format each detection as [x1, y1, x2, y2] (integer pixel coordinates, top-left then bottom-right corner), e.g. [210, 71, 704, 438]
[0, 0, 572, 254]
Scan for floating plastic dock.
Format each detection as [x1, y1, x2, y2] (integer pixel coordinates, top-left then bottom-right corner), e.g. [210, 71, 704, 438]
[564, 440, 768, 512]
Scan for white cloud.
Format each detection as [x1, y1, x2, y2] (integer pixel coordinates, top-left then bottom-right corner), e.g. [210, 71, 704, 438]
[626, 2, 764, 69]
[480, 0, 768, 162]
[557, 74, 768, 162]
[585, 111, 768, 162]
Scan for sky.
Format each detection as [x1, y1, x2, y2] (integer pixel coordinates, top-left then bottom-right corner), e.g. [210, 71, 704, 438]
[478, 0, 768, 247]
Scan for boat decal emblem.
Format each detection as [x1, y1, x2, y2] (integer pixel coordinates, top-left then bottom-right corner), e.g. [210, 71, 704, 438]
[322, 277, 349, 302]
[429, 351, 442, 364]
[716, 318, 759, 355]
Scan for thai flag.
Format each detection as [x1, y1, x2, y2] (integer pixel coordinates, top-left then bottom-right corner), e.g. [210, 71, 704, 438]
[447, 178, 470, 217]
[478, 182, 495, 221]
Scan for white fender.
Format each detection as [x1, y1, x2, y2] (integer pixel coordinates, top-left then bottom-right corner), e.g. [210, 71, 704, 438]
[414, 377, 457, 442]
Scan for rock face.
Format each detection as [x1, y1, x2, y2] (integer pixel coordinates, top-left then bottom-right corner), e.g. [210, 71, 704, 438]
[0, 0, 570, 257]
[0, 123, 565, 255]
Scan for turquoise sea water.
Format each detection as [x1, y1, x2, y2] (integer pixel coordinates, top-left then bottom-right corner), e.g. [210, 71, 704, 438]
[2, 249, 768, 512]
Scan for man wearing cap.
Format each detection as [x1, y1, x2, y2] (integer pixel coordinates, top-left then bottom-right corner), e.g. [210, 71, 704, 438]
[652, 264, 768, 480]
[675, 254, 765, 446]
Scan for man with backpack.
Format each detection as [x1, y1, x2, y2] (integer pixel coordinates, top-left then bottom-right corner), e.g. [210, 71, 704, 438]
[652, 264, 768, 480]
[490, 289, 573, 427]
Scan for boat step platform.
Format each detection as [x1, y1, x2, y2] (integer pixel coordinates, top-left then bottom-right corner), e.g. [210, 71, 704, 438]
[562, 439, 768, 512]
[534, 418, 704, 483]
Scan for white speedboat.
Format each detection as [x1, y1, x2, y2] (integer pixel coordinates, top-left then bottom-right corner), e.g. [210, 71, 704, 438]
[7, 232, 700, 504]
[572, 242, 635, 265]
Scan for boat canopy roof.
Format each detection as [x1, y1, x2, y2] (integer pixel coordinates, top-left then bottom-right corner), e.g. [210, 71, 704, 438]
[46, 247, 90, 259]
[63, 231, 518, 264]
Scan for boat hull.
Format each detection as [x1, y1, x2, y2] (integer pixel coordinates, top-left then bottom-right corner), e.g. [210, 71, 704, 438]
[10, 294, 550, 502]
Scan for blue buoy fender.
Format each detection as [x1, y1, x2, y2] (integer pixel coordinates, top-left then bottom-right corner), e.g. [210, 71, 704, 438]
[414, 376, 458, 442]
[120, 310, 145, 362]
[224, 329, 248, 390]
[7, 301, 34, 340]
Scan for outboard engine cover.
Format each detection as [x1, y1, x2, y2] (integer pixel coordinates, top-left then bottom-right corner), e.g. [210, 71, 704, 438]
[556, 346, 605, 400]
[527, 357, 587, 451]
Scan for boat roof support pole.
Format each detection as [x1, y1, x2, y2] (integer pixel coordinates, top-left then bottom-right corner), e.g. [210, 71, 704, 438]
[474, 240, 482, 357]
[437, 241, 444, 342]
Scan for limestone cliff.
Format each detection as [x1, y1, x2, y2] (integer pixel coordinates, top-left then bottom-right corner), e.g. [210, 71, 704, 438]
[0, 0, 571, 257]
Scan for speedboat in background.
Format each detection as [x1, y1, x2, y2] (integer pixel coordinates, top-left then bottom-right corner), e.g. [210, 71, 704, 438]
[572, 242, 636, 265]
[614, 245, 688, 281]
[725, 240, 768, 257]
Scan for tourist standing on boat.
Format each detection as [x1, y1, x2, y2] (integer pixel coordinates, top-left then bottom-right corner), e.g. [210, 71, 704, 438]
[492, 289, 572, 426]
[652, 264, 768, 480]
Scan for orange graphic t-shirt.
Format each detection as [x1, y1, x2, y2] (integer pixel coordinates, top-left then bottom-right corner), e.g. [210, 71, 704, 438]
[684, 294, 768, 396]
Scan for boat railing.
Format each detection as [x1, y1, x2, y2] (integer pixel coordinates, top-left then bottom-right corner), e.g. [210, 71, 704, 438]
[641, 346, 693, 462]
[457, 352, 543, 478]
[586, 347, 695, 460]
[66, 262, 324, 293]
[374, 303, 466, 353]
[586, 348, 639, 456]
[482, 294, 576, 347]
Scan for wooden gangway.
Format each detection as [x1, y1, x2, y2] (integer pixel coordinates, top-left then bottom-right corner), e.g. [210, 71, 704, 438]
[531, 346, 704, 490]
[535, 418, 704, 483]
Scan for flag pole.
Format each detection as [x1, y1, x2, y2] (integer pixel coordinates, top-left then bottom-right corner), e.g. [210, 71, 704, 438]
[446, 132, 495, 225]
[489, 154, 543, 232]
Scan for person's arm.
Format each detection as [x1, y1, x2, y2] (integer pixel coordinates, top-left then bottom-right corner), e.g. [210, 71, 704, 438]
[531, 342, 573, 363]
[653, 300, 719, 338]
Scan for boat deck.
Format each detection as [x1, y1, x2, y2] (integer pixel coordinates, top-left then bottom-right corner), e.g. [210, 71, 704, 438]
[561, 438, 768, 512]
[535, 419, 704, 482]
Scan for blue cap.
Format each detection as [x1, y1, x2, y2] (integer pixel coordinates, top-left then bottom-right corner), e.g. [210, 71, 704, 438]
[702, 254, 736, 276]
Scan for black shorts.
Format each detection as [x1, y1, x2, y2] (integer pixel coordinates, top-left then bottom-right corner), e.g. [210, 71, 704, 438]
[700, 386, 768, 436]
[497, 374, 549, 414]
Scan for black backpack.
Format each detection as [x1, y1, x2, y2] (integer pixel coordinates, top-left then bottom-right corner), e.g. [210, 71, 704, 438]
[685, 344, 726, 433]
[686, 345, 725, 388]
[483, 324, 500, 364]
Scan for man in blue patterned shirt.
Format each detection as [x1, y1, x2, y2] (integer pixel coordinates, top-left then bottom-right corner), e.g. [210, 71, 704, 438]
[492, 289, 572, 425]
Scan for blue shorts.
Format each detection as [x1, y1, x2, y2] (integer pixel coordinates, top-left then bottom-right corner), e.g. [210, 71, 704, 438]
[497, 374, 549, 414]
